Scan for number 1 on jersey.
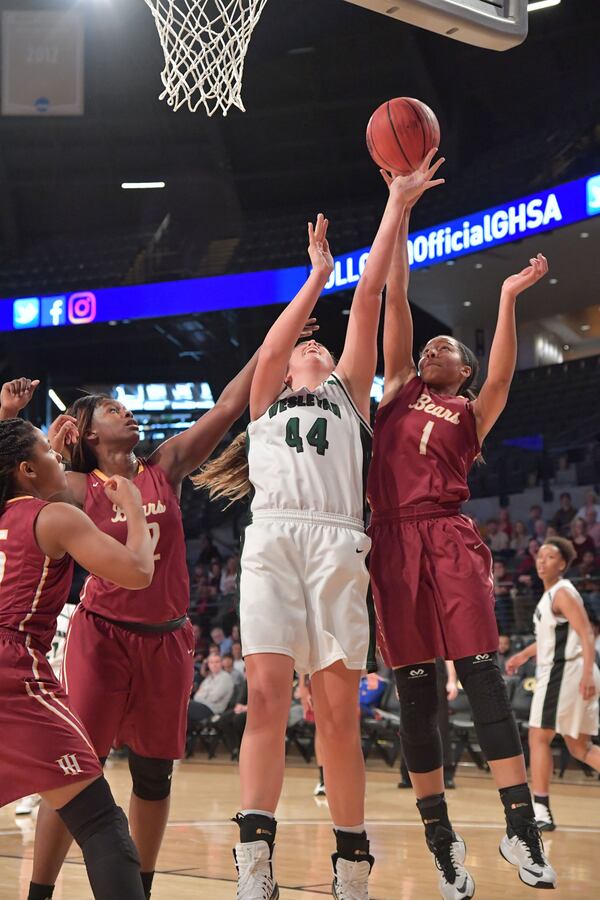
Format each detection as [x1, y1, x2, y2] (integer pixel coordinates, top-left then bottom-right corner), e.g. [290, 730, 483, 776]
[419, 421, 435, 455]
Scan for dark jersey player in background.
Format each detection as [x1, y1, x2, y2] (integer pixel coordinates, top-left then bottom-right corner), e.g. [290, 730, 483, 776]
[0, 408, 155, 900]
[26, 315, 318, 900]
[368, 168, 555, 899]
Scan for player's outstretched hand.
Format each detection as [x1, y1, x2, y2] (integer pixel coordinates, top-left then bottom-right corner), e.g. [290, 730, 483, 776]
[380, 148, 445, 209]
[504, 652, 524, 676]
[300, 318, 320, 339]
[502, 253, 548, 298]
[0, 377, 40, 419]
[48, 414, 79, 460]
[104, 474, 143, 511]
[308, 213, 334, 275]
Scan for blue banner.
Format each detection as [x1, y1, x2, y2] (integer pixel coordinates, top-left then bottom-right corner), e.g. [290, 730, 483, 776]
[4, 171, 599, 333]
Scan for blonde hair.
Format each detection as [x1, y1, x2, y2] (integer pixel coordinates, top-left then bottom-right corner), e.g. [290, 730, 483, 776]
[190, 432, 250, 506]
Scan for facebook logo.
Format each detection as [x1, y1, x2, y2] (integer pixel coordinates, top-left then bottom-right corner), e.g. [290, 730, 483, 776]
[41, 296, 67, 327]
[13, 298, 40, 329]
[586, 175, 600, 216]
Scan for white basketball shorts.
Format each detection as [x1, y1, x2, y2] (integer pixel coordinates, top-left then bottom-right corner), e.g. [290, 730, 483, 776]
[529, 657, 600, 738]
[240, 509, 372, 675]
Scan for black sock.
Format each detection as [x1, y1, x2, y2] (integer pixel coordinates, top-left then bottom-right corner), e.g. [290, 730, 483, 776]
[499, 783, 535, 836]
[141, 871, 154, 898]
[27, 885, 54, 900]
[416, 793, 454, 844]
[318, 766, 324, 784]
[234, 813, 277, 847]
[333, 829, 372, 864]
[534, 794, 551, 809]
[57, 777, 144, 900]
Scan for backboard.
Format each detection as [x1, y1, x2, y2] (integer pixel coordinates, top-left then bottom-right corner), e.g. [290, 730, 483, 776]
[343, 0, 528, 51]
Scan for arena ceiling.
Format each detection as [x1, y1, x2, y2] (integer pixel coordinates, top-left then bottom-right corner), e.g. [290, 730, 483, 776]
[1, 0, 600, 394]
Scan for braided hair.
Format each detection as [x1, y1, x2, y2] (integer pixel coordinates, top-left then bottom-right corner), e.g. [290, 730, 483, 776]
[0, 419, 38, 514]
[67, 394, 110, 473]
[455, 341, 480, 399]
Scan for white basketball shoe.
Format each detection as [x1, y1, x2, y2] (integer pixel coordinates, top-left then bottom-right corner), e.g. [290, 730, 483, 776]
[331, 855, 373, 900]
[15, 794, 41, 816]
[534, 801, 556, 832]
[500, 823, 557, 889]
[234, 840, 279, 899]
[427, 827, 475, 899]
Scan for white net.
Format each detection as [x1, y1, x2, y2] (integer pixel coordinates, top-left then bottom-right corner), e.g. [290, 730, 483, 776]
[143, 0, 269, 116]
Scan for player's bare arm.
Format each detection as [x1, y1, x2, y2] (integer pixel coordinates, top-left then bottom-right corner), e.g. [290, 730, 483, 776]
[472, 253, 548, 444]
[250, 214, 333, 420]
[378, 151, 445, 407]
[35, 476, 154, 589]
[552, 588, 597, 700]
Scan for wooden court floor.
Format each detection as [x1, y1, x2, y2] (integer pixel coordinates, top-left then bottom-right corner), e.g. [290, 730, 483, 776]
[1, 759, 598, 899]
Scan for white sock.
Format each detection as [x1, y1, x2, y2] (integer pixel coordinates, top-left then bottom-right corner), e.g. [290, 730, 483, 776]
[241, 809, 275, 819]
[334, 823, 366, 834]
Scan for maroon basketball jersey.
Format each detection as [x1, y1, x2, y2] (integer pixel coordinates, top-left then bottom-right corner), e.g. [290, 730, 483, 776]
[80, 459, 189, 623]
[368, 375, 480, 511]
[0, 496, 73, 652]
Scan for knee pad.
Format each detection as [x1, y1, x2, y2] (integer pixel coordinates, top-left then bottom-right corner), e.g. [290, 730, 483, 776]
[128, 751, 174, 801]
[395, 664, 443, 773]
[454, 653, 522, 761]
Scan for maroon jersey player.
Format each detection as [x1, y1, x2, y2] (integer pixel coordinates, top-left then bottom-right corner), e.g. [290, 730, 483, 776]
[0, 413, 155, 899]
[26, 318, 318, 900]
[368, 162, 554, 898]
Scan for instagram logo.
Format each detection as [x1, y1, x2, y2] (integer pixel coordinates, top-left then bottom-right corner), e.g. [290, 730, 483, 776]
[67, 292, 97, 325]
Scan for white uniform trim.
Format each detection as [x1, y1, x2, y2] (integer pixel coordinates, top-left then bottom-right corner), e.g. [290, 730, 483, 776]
[18, 556, 50, 632]
[251, 508, 365, 531]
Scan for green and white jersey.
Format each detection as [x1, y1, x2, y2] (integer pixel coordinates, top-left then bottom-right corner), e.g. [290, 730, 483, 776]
[247, 372, 373, 522]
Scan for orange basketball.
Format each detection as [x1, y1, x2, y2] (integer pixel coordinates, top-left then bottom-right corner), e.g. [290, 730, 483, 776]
[366, 98, 440, 175]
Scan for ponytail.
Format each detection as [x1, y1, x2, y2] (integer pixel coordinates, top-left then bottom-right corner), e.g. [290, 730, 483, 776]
[191, 432, 251, 506]
[0, 419, 38, 514]
[456, 342, 480, 399]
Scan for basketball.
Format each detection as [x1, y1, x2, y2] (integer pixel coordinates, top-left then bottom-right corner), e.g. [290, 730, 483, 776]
[366, 97, 441, 175]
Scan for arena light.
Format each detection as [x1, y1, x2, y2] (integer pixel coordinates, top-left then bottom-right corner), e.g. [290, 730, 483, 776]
[120, 181, 166, 190]
[48, 389, 66, 412]
[527, 1, 561, 12]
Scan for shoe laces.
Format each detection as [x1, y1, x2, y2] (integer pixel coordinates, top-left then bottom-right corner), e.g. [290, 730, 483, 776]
[236, 852, 274, 899]
[433, 839, 462, 885]
[334, 860, 370, 900]
[514, 822, 546, 868]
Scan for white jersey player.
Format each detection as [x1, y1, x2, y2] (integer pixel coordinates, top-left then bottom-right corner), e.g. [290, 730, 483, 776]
[506, 538, 600, 831]
[197, 158, 445, 900]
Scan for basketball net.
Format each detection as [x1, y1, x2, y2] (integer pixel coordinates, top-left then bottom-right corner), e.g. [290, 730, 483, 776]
[143, 0, 269, 116]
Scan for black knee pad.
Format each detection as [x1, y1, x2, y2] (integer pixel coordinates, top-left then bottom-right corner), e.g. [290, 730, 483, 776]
[128, 751, 174, 801]
[395, 664, 443, 773]
[454, 653, 522, 761]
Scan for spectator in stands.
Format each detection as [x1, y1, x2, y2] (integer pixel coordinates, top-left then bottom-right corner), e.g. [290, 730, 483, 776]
[231, 640, 245, 674]
[222, 653, 245, 692]
[231, 623, 241, 642]
[584, 508, 600, 548]
[510, 520, 530, 556]
[498, 634, 512, 672]
[207, 560, 223, 592]
[545, 525, 559, 539]
[485, 518, 509, 552]
[574, 550, 600, 599]
[576, 490, 600, 524]
[196, 533, 222, 565]
[551, 492, 577, 537]
[217, 684, 249, 760]
[210, 625, 233, 655]
[359, 673, 386, 718]
[570, 517, 596, 566]
[528, 504, 543, 536]
[498, 508, 512, 537]
[533, 518, 548, 543]
[190, 568, 216, 620]
[192, 623, 210, 659]
[220, 556, 239, 596]
[493, 560, 514, 634]
[514, 539, 543, 632]
[188, 652, 235, 732]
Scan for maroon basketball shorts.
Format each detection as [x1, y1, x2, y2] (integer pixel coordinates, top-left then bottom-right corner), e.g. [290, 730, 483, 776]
[369, 505, 499, 668]
[62, 606, 195, 760]
[0, 633, 101, 808]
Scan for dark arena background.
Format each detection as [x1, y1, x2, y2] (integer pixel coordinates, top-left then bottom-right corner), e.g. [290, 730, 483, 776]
[0, 1, 599, 897]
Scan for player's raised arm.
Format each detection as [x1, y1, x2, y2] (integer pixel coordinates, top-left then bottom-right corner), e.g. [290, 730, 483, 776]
[472, 254, 548, 444]
[553, 588, 598, 700]
[35, 475, 154, 589]
[249, 214, 333, 420]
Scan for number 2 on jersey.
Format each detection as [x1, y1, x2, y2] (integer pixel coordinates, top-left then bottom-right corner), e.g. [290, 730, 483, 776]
[419, 421, 435, 455]
[285, 417, 329, 456]
[147, 523, 161, 561]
